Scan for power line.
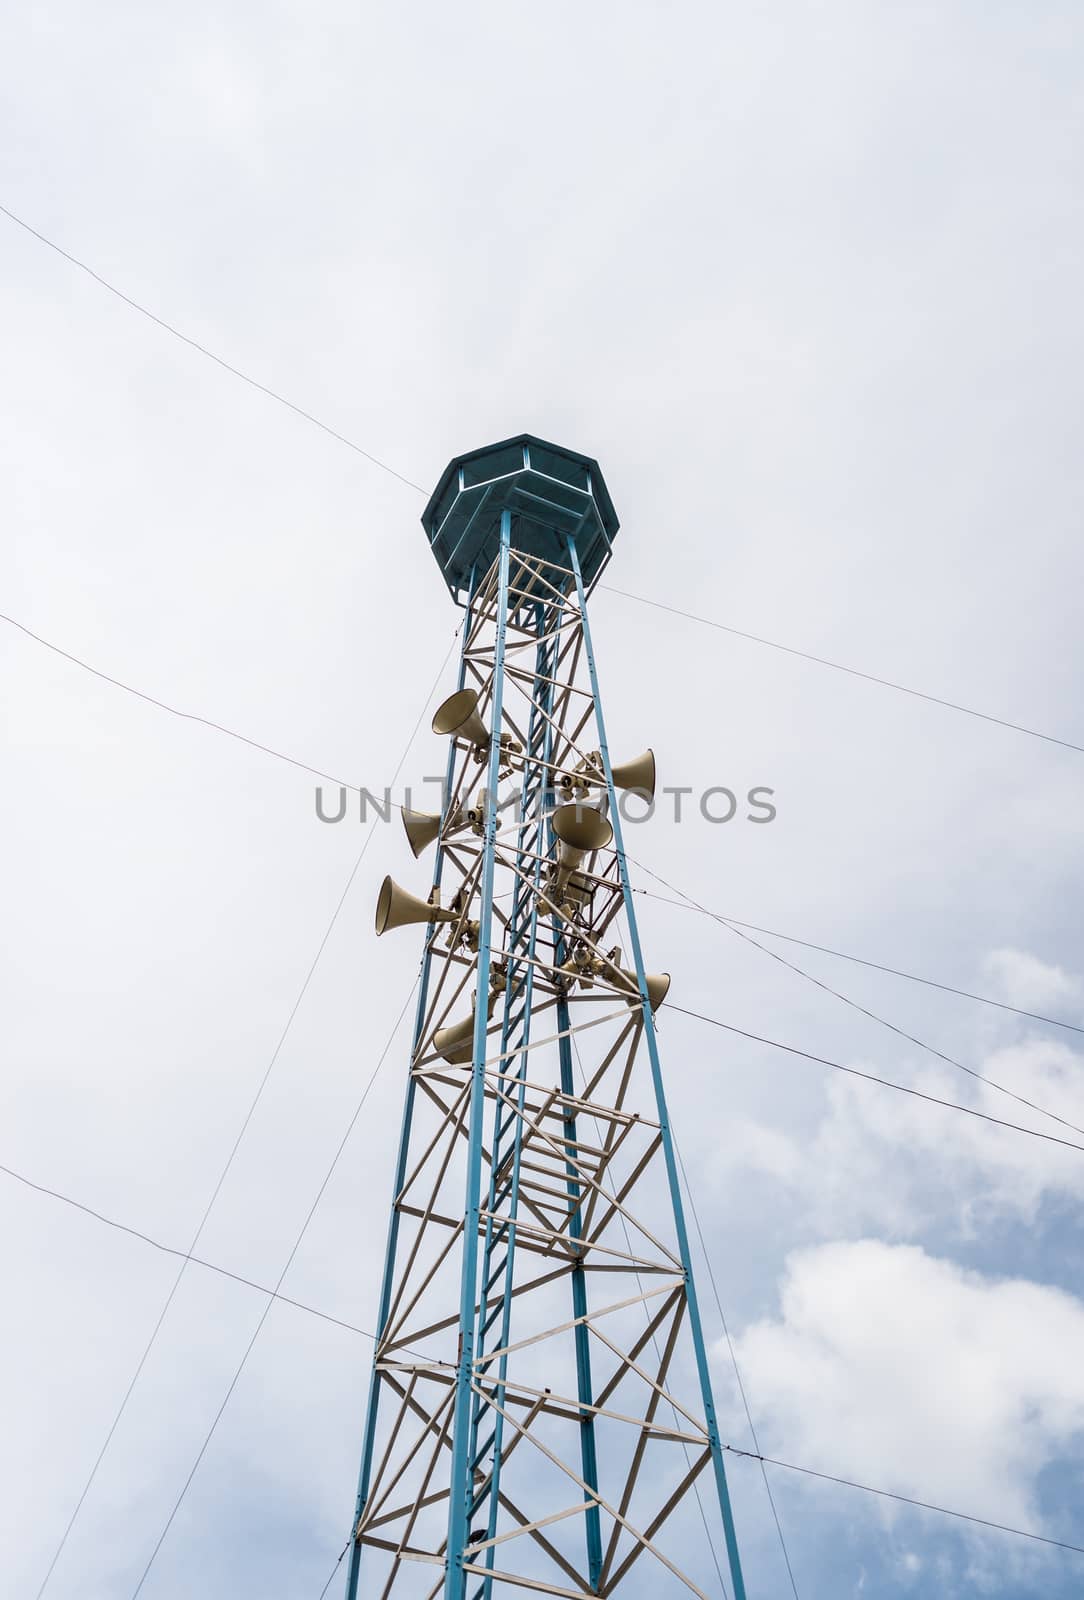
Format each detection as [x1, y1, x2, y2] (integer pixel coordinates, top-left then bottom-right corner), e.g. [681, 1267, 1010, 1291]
[0, 610, 364, 790]
[0, 1157, 378, 1342]
[723, 1446, 1084, 1559]
[0, 203, 426, 492]
[1, 1149, 440, 1372]
[128, 981, 418, 1599]
[669, 1004, 1084, 1157]
[634, 887, 1084, 1038]
[35, 633, 459, 1598]
[633, 859, 1084, 1143]
[600, 584, 1084, 757]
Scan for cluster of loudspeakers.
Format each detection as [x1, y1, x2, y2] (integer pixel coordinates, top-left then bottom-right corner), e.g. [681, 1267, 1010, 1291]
[401, 687, 657, 861]
[375, 687, 668, 1061]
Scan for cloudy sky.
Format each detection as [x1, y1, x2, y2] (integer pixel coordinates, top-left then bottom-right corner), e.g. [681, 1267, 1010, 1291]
[2, 2, 1083, 1596]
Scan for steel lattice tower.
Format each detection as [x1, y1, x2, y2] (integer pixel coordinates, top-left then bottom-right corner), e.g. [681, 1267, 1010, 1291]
[344, 437, 746, 1600]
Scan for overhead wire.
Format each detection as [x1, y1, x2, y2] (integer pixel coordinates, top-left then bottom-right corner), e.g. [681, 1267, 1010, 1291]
[0, 1156, 380, 1342]
[0, 1150, 445, 1372]
[633, 887, 1084, 1038]
[722, 1447, 1084, 1559]
[34, 630, 460, 1598]
[600, 584, 1084, 757]
[0, 609, 362, 791]
[0, 203, 425, 492]
[631, 858, 1084, 1142]
[669, 1004, 1084, 1157]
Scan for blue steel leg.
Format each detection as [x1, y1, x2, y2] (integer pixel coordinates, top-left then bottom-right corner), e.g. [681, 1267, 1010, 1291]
[567, 539, 749, 1600]
[467, 599, 559, 1599]
[555, 989, 604, 1591]
[344, 574, 478, 1600]
[444, 514, 512, 1600]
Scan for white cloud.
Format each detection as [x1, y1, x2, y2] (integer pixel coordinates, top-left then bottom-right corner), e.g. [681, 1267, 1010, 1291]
[985, 950, 1084, 1018]
[727, 1239, 1084, 1533]
[723, 1029, 1084, 1239]
[723, 1116, 804, 1184]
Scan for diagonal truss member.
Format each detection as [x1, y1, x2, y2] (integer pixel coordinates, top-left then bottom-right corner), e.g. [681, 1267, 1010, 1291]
[344, 437, 747, 1599]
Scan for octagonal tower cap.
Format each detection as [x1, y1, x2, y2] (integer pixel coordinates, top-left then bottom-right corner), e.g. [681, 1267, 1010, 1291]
[421, 433, 619, 604]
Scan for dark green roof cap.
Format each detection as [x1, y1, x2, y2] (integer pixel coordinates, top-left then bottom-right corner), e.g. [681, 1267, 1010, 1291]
[421, 434, 619, 603]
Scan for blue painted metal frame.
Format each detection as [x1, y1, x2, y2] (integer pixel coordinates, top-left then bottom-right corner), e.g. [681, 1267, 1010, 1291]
[567, 537, 749, 1600]
[459, 573, 608, 1597]
[444, 512, 512, 1600]
[553, 992, 605, 1589]
[345, 482, 748, 1595]
[466, 591, 566, 1598]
